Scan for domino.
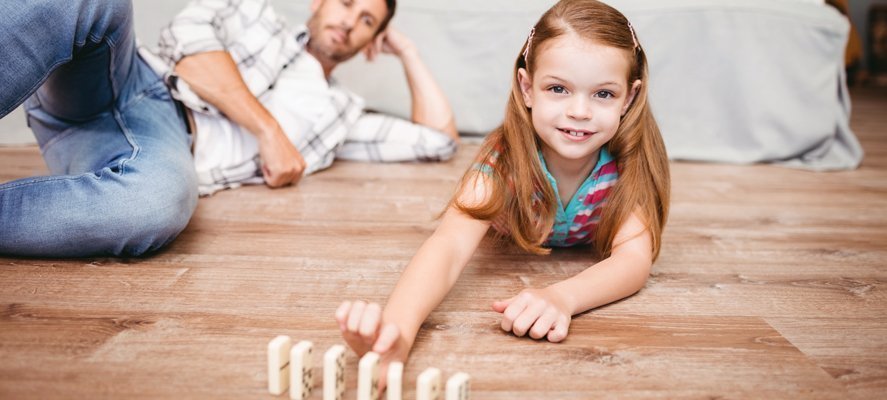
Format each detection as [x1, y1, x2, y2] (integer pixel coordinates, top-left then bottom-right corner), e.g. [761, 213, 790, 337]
[357, 351, 380, 400]
[323, 344, 346, 400]
[445, 372, 470, 400]
[386, 361, 403, 400]
[268, 335, 292, 395]
[416, 367, 442, 400]
[289, 341, 314, 400]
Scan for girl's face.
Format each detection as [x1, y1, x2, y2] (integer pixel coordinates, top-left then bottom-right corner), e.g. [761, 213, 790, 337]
[518, 32, 639, 167]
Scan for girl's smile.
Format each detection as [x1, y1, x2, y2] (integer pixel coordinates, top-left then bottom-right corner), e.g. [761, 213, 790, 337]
[557, 127, 595, 140]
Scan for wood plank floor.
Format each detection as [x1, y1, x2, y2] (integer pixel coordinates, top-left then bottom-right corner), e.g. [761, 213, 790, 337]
[1, 88, 886, 399]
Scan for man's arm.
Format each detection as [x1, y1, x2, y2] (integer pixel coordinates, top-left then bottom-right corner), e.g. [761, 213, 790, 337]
[175, 52, 305, 187]
[159, 0, 305, 187]
[366, 28, 459, 143]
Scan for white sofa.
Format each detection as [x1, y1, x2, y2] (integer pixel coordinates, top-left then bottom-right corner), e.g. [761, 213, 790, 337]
[0, 0, 862, 170]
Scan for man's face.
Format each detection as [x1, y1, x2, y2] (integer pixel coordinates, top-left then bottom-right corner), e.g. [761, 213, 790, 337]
[306, 0, 388, 64]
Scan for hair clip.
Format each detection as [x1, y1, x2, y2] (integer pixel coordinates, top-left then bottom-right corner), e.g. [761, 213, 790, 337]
[627, 22, 638, 50]
[522, 27, 536, 63]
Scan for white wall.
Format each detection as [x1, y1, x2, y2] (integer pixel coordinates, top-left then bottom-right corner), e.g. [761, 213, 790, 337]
[0, 111, 29, 145]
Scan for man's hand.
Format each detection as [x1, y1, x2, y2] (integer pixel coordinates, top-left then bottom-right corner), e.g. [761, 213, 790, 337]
[335, 300, 414, 392]
[492, 288, 572, 343]
[363, 27, 417, 61]
[257, 125, 306, 188]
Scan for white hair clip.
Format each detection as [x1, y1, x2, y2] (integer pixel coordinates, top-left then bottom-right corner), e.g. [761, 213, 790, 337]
[627, 22, 638, 50]
[522, 27, 536, 63]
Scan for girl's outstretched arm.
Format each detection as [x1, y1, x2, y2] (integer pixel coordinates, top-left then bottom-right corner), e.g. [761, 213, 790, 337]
[493, 210, 654, 342]
[336, 176, 492, 389]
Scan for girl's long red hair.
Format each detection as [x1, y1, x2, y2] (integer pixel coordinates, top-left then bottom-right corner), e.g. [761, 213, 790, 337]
[452, 0, 670, 260]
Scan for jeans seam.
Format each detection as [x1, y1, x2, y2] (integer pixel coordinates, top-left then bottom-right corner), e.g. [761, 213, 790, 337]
[112, 83, 166, 178]
[0, 173, 102, 192]
[112, 107, 141, 177]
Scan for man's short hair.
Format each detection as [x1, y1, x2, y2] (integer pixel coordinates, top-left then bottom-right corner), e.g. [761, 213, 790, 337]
[378, 0, 396, 34]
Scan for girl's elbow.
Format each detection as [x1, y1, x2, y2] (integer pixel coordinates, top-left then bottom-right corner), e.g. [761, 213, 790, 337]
[629, 257, 654, 292]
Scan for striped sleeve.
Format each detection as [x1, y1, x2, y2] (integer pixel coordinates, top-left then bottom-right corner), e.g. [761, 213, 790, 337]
[335, 113, 457, 163]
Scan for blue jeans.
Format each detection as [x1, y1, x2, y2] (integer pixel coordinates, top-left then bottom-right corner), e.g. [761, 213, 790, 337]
[0, 0, 198, 257]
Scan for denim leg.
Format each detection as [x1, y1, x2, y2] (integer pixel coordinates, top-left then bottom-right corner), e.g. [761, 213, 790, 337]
[0, 0, 198, 257]
[0, 0, 138, 118]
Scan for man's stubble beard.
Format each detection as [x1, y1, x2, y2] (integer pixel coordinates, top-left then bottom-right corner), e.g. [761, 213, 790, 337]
[306, 17, 362, 65]
[307, 39, 355, 64]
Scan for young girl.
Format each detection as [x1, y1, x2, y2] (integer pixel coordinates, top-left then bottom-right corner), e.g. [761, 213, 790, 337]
[335, 0, 669, 387]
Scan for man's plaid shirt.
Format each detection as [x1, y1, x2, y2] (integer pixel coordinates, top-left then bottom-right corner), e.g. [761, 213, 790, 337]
[143, 0, 456, 195]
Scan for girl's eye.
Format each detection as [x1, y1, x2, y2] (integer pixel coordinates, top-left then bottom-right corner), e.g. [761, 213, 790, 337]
[595, 90, 615, 99]
[362, 16, 374, 26]
[548, 85, 567, 94]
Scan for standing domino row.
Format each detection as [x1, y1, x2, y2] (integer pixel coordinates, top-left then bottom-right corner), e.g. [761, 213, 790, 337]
[389, 365, 470, 400]
[268, 336, 470, 399]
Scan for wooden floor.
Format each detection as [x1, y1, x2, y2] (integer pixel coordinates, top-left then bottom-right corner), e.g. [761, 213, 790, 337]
[1, 88, 886, 399]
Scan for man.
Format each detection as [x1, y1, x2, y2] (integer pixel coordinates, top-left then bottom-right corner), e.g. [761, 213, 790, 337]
[0, 0, 457, 257]
[152, 0, 459, 195]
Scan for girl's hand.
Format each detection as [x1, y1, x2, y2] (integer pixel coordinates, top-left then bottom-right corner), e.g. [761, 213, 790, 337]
[335, 300, 413, 391]
[492, 288, 572, 342]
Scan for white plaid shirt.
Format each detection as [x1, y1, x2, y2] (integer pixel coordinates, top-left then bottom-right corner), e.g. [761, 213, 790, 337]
[144, 0, 457, 195]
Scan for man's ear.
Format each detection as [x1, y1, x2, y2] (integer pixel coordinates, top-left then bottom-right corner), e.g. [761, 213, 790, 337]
[622, 79, 641, 116]
[517, 68, 533, 108]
